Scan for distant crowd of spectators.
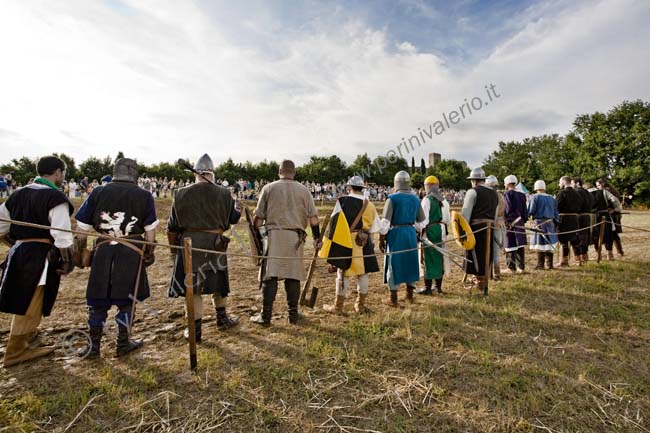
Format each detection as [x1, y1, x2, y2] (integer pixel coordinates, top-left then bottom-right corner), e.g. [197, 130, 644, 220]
[1, 172, 469, 206]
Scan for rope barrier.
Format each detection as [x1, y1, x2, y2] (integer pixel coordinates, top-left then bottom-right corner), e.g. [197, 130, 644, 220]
[0, 217, 485, 261]
[1, 216, 648, 261]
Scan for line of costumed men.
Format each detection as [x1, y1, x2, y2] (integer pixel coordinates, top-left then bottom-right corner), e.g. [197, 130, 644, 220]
[0, 154, 625, 368]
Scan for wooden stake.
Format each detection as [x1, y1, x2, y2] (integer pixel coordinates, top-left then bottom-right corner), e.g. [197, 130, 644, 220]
[597, 216, 605, 264]
[484, 224, 492, 294]
[183, 237, 197, 370]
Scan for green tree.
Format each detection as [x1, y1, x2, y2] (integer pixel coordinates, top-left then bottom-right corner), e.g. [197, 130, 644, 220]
[297, 155, 349, 183]
[349, 153, 373, 181]
[2, 157, 37, 186]
[53, 153, 79, 180]
[570, 100, 650, 201]
[79, 156, 113, 182]
[370, 155, 409, 186]
[420, 158, 426, 174]
[428, 159, 469, 190]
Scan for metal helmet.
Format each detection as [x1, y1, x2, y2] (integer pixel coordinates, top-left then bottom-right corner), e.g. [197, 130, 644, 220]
[504, 174, 518, 185]
[424, 175, 439, 185]
[222, 180, 229, 187]
[113, 158, 138, 182]
[467, 167, 486, 180]
[194, 153, 214, 174]
[394, 170, 411, 190]
[534, 180, 546, 191]
[485, 175, 498, 187]
[346, 175, 365, 188]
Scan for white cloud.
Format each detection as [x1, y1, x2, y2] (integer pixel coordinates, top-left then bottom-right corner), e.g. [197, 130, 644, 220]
[0, 0, 648, 170]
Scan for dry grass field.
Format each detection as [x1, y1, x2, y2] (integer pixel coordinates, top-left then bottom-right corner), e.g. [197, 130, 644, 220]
[0, 198, 649, 432]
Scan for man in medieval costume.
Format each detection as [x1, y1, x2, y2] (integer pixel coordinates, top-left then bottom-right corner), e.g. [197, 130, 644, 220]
[555, 176, 582, 267]
[571, 177, 594, 265]
[250, 160, 320, 326]
[485, 175, 505, 280]
[75, 158, 158, 358]
[0, 156, 75, 367]
[503, 175, 528, 273]
[168, 154, 240, 342]
[415, 175, 450, 295]
[592, 178, 622, 261]
[527, 180, 559, 270]
[461, 167, 498, 296]
[322, 176, 380, 314]
[379, 171, 425, 306]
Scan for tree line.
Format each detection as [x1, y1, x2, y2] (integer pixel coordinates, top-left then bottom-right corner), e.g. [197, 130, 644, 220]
[483, 99, 649, 201]
[1, 99, 648, 202]
[0, 151, 472, 191]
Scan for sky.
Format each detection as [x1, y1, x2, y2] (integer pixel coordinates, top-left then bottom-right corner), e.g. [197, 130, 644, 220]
[1, 0, 649, 168]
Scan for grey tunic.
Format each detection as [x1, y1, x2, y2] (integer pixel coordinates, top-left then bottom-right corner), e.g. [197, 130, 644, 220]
[254, 179, 318, 281]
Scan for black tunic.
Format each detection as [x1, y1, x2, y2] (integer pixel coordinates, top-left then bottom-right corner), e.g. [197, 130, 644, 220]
[337, 195, 379, 273]
[556, 187, 582, 243]
[464, 185, 498, 276]
[75, 181, 157, 306]
[168, 182, 240, 298]
[0, 185, 73, 316]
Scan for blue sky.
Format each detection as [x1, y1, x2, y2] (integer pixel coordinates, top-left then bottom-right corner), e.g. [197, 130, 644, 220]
[1, 0, 649, 169]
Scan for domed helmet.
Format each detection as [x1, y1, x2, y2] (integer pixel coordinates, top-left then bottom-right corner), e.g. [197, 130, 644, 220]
[485, 175, 498, 187]
[194, 153, 214, 174]
[346, 175, 365, 188]
[504, 174, 518, 185]
[467, 167, 486, 180]
[534, 180, 546, 191]
[424, 175, 439, 185]
[394, 170, 411, 190]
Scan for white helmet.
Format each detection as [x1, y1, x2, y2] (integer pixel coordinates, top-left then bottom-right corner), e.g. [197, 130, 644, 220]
[534, 180, 546, 191]
[504, 175, 518, 185]
[485, 175, 498, 187]
[467, 167, 486, 180]
[222, 180, 229, 187]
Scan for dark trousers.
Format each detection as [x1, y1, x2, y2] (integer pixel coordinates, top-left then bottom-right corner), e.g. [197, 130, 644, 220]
[506, 249, 525, 270]
[573, 229, 590, 256]
[88, 304, 133, 328]
[261, 278, 300, 313]
[561, 235, 580, 257]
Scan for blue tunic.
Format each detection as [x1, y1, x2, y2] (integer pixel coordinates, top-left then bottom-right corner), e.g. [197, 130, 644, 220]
[527, 193, 559, 251]
[383, 192, 421, 286]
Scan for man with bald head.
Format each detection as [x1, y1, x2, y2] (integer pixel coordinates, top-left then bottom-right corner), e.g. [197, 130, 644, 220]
[251, 160, 320, 326]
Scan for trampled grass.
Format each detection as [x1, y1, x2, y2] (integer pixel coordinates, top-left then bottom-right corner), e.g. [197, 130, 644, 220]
[0, 204, 648, 432]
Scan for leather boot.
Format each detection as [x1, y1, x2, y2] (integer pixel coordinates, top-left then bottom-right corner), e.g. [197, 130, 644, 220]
[86, 327, 103, 359]
[582, 253, 589, 264]
[382, 290, 400, 307]
[405, 285, 416, 304]
[435, 278, 443, 294]
[116, 325, 143, 357]
[250, 281, 277, 327]
[546, 252, 554, 270]
[216, 308, 239, 330]
[614, 239, 624, 256]
[606, 250, 615, 261]
[3, 334, 54, 368]
[323, 295, 346, 315]
[415, 279, 433, 295]
[286, 281, 301, 324]
[354, 293, 370, 314]
[493, 263, 501, 280]
[184, 319, 202, 343]
[535, 252, 545, 270]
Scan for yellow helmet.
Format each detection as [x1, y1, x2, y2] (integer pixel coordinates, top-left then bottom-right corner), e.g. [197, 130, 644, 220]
[424, 175, 439, 185]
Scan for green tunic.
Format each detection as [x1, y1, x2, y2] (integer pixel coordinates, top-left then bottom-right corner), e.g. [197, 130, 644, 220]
[423, 196, 444, 280]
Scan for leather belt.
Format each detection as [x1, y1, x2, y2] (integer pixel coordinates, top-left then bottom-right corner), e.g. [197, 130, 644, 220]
[95, 235, 144, 256]
[185, 228, 225, 234]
